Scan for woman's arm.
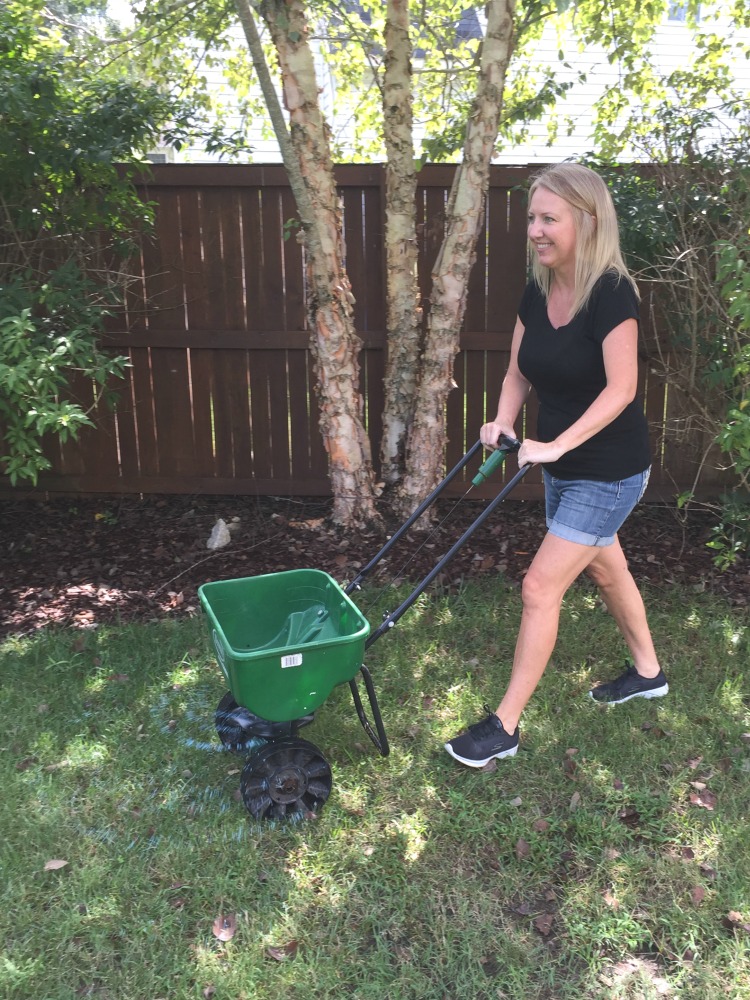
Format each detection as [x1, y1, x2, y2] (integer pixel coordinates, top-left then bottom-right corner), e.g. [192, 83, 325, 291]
[518, 317, 639, 467]
[481, 316, 533, 448]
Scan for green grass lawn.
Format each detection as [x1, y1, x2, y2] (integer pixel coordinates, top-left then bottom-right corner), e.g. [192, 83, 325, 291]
[1, 580, 748, 999]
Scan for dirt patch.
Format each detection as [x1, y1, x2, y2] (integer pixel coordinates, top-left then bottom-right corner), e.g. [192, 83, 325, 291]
[1, 493, 747, 637]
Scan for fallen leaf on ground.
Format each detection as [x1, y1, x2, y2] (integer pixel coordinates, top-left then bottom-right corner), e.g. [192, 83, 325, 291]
[533, 913, 555, 936]
[44, 859, 69, 871]
[266, 941, 299, 961]
[532, 818, 550, 833]
[212, 913, 236, 941]
[689, 789, 718, 810]
[691, 886, 706, 905]
[563, 757, 578, 778]
[618, 805, 640, 826]
[569, 791, 581, 812]
[515, 838, 531, 860]
[722, 911, 750, 933]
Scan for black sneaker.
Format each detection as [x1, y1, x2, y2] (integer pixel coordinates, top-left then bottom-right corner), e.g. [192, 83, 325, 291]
[589, 662, 669, 705]
[444, 707, 519, 768]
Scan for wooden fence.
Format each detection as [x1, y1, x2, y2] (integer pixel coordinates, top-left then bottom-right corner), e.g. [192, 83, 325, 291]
[0, 163, 724, 501]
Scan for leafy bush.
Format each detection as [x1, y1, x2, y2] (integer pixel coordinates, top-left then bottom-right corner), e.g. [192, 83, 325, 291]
[592, 111, 750, 567]
[0, 0, 195, 484]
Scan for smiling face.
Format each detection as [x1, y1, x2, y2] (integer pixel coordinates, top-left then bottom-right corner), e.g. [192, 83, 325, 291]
[527, 187, 578, 276]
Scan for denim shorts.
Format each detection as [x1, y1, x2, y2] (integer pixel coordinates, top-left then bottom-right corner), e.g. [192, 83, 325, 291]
[544, 468, 651, 547]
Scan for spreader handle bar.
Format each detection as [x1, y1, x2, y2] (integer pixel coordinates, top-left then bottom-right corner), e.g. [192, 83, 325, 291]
[364, 460, 532, 649]
[345, 436, 519, 597]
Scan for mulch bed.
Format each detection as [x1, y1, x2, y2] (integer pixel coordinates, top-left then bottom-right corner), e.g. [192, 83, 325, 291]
[1, 493, 747, 638]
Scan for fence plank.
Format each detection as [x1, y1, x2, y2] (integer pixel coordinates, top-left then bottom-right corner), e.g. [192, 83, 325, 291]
[150, 348, 195, 476]
[0, 163, 711, 502]
[186, 348, 217, 478]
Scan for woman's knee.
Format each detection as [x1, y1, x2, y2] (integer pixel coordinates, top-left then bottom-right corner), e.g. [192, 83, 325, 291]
[521, 565, 564, 609]
[586, 547, 630, 590]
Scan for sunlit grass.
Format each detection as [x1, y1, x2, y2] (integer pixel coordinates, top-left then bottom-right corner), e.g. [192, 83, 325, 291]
[0, 583, 748, 999]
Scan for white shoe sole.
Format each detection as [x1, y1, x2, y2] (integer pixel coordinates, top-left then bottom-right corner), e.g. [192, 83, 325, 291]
[589, 682, 669, 706]
[444, 742, 518, 768]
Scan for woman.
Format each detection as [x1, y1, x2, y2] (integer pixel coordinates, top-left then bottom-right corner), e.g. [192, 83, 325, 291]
[445, 162, 668, 769]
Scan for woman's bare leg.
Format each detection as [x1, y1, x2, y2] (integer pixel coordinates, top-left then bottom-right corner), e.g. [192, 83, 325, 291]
[584, 536, 661, 677]
[495, 532, 599, 733]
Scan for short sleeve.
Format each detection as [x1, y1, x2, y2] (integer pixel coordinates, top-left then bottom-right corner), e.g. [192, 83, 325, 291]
[588, 273, 640, 345]
[518, 280, 541, 325]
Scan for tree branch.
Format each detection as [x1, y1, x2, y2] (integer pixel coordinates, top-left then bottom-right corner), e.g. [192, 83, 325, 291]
[232, 0, 315, 229]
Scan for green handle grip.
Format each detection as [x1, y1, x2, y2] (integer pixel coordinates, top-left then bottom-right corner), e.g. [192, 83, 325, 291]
[471, 436, 521, 486]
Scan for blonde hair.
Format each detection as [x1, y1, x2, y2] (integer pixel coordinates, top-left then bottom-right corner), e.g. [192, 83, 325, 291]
[528, 162, 638, 317]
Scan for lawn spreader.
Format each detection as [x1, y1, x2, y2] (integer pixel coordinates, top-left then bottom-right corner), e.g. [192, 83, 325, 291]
[198, 436, 531, 822]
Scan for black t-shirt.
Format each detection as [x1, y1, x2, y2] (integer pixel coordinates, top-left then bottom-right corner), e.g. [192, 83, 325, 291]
[517, 272, 651, 481]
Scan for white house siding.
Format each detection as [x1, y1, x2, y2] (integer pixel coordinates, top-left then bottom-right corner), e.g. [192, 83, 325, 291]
[168, 12, 750, 165]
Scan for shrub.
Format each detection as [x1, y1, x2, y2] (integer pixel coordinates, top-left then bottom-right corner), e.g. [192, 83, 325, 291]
[0, 0, 194, 483]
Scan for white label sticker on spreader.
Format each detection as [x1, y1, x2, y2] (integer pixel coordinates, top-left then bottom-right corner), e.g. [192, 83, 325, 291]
[281, 653, 303, 668]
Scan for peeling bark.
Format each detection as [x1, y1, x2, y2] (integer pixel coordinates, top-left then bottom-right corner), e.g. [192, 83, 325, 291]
[398, 0, 516, 517]
[238, 0, 378, 529]
[380, 0, 422, 486]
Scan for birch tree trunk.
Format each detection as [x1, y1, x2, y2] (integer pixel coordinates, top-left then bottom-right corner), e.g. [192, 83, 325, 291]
[239, 0, 379, 530]
[397, 0, 516, 516]
[380, 0, 422, 486]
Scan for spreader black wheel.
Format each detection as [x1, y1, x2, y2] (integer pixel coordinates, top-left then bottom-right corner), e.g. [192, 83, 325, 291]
[215, 691, 264, 752]
[215, 691, 315, 751]
[240, 738, 333, 821]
